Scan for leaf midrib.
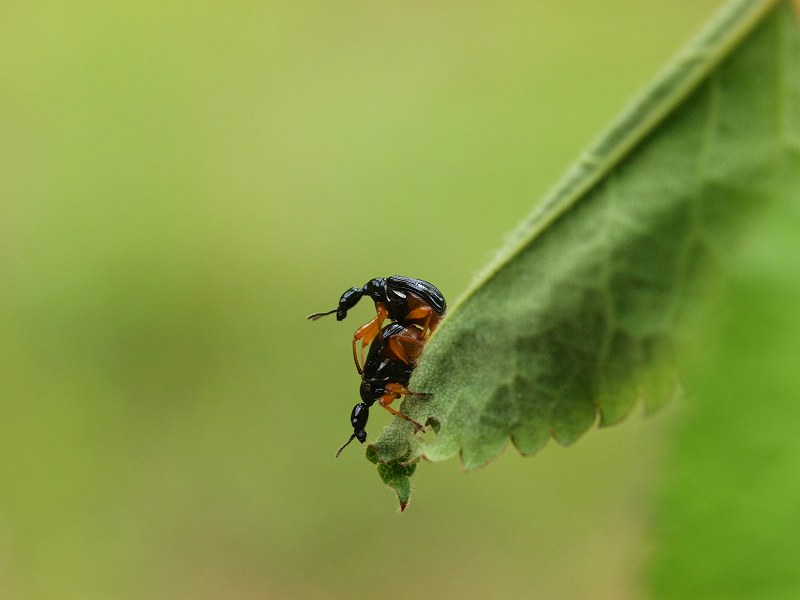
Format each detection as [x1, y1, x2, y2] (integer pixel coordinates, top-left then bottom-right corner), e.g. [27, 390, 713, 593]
[447, 0, 780, 319]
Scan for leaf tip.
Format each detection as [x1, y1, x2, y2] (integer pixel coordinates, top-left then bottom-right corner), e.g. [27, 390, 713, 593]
[372, 451, 418, 511]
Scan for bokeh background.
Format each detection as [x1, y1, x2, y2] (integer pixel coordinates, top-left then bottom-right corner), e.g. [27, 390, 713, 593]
[5, 1, 794, 598]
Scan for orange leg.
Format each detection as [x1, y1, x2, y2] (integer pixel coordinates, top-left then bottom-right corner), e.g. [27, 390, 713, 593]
[386, 332, 425, 365]
[404, 305, 436, 339]
[385, 382, 431, 399]
[351, 303, 388, 373]
[378, 392, 426, 432]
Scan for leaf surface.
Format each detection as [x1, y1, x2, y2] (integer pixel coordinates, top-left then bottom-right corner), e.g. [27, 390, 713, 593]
[368, 0, 800, 507]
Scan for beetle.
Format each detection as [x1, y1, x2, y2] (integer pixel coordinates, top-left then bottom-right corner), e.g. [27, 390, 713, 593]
[335, 322, 430, 457]
[307, 276, 446, 370]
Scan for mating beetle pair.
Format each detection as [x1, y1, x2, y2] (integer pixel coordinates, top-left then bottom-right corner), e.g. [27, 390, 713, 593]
[308, 276, 446, 456]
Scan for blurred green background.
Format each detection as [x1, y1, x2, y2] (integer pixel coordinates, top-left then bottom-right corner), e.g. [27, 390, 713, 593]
[6, 1, 790, 598]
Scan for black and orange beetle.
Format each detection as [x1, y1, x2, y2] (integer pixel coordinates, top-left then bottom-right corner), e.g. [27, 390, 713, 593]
[307, 276, 446, 370]
[335, 322, 430, 457]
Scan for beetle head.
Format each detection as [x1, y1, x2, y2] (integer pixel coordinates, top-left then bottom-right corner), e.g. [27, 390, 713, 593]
[333, 287, 362, 320]
[335, 403, 369, 457]
[306, 286, 364, 322]
[364, 277, 386, 301]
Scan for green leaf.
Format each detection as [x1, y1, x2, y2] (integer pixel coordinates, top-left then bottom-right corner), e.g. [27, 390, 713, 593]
[365, 445, 418, 512]
[368, 0, 800, 508]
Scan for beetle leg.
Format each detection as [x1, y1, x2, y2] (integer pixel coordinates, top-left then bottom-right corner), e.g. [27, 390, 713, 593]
[351, 303, 389, 372]
[386, 332, 425, 365]
[378, 392, 425, 432]
[385, 382, 431, 399]
[352, 340, 364, 375]
[404, 305, 436, 338]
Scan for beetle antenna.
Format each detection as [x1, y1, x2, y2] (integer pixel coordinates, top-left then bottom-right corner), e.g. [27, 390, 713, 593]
[307, 309, 337, 320]
[335, 434, 357, 458]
